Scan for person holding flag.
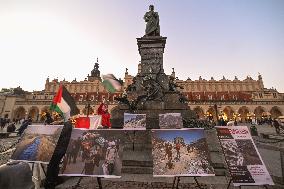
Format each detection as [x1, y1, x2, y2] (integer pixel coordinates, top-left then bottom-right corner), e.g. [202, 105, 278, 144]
[100, 74, 122, 128]
[97, 99, 111, 128]
[44, 85, 79, 189]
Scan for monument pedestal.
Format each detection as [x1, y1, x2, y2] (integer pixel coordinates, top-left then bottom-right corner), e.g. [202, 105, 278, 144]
[111, 35, 196, 174]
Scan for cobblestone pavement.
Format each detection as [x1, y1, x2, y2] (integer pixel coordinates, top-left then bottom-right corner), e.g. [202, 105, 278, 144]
[54, 176, 282, 189]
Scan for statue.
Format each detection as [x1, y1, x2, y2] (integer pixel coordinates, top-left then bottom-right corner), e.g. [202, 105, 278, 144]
[169, 76, 184, 92]
[144, 5, 160, 36]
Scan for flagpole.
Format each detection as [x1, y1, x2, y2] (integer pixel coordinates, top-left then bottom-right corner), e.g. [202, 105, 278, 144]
[86, 93, 90, 117]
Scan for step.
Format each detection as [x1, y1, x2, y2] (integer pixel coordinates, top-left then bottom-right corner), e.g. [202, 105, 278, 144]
[121, 166, 153, 174]
[123, 159, 153, 167]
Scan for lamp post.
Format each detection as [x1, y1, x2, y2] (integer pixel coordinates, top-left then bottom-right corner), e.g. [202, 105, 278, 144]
[214, 104, 219, 125]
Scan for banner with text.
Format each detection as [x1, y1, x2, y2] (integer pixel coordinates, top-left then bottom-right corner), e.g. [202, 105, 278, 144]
[216, 126, 274, 186]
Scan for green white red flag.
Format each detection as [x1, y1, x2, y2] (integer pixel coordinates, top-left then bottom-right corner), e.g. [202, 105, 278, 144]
[50, 85, 79, 120]
[102, 74, 122, 93]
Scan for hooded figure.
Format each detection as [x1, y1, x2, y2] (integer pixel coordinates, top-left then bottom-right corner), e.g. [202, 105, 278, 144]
[97, 103, 111, 128]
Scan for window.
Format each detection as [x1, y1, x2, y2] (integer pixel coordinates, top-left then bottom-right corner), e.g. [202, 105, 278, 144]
[208, 95, 212, 100]
[259, 93, 263, 98]
[196, 94, 200, 100]
[273, 93, 277, 98]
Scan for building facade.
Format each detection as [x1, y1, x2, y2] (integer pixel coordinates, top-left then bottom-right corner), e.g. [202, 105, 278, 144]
[1, 59, 283, 123]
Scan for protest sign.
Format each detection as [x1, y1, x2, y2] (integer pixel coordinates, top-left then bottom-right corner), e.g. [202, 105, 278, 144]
[216, 126, 274, 186]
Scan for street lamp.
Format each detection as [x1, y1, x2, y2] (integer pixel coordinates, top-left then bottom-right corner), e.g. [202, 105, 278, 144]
[214, 104, 219, 124]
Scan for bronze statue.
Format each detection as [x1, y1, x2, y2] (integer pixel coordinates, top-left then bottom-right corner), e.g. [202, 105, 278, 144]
[144, 5, 160, 36]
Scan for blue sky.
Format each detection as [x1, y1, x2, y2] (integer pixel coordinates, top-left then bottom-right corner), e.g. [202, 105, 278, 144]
[153, 129, 205, 144]
[0, 0, 283, 92]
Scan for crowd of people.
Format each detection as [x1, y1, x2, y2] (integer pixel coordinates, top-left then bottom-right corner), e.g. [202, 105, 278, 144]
[61, 132, 120, 176]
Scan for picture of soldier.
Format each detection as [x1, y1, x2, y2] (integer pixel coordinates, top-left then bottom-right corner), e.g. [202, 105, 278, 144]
[60, 129, 125, 177]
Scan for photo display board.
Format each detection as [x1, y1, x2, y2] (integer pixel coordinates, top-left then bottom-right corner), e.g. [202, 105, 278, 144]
[123, 113, 146, 130]
[216, 126, 274, 186]
[59, 129, 126, 178]
[159, 113, 183, 129]
[11, 125, 63, 164]
[151, 128, 215, 177]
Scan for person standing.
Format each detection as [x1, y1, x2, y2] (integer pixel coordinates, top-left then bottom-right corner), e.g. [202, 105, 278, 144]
[175, 142, 181, 160]
[273, 119, 280, 134]
[97, 103, 111, 128]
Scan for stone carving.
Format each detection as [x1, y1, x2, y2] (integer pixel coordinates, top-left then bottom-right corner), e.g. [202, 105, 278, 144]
[169, 76, 181, 92]
[141, 75, 164, 101]
[144, 5, 160, 36]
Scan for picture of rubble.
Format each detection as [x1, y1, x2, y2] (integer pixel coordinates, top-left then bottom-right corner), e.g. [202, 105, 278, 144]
[152, 129, 215, 177]
[124, 113, 146, 129]
[220, 140, 245, 166]
[60, 129, 126, 177]
[221, 139, 262, 166]
[159, 113, 183, 129]
[236, 140, 262, 165]
[11, 125, 63, 163]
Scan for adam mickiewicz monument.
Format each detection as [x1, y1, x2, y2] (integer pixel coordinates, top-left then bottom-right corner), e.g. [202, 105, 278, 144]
[112, 5, 194, 129]
[113, 5, 195, 175]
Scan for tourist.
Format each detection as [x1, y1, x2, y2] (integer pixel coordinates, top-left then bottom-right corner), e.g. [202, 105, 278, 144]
[273, 118, 280, 134]
[17, 117, 32, 135]
[44, 112, 54, 125]
[0, 118, 6, 130]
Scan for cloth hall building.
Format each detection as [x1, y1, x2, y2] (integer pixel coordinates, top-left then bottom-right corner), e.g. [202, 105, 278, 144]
[1, 59, 283, 123]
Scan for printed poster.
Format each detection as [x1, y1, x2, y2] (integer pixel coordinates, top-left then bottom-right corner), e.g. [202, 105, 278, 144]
[159, 113, 183, 129]
[59, 129, 126, 178]
[11, 125, 63, 163]
[123, 113, 146, 130]
[151, 128, 215, 177]
[216, 126, 274, 186]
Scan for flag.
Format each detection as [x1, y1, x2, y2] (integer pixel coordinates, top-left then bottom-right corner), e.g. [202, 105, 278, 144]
[50, 85, 79, 120]
[75, 115, 102, 129]
[102, 74, 122, 93]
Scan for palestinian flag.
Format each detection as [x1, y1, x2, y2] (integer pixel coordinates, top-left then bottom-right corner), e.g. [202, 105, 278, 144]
[50, 85, 79, 120]
[102, 74, 122, 93]
[75, 115, 102, 129]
